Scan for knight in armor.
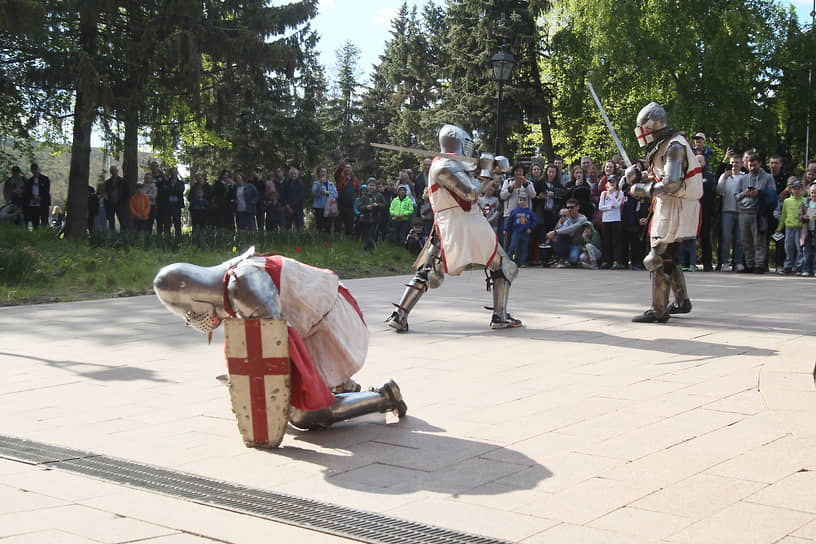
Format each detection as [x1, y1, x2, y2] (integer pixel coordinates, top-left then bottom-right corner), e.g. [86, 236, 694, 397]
[385, 124, 522, 332]
[627, 102, 703, 323]
[153, 247, 406, 431]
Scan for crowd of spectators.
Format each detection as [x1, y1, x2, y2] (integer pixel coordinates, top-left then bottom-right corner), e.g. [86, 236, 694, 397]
[4, 143, 816, 278]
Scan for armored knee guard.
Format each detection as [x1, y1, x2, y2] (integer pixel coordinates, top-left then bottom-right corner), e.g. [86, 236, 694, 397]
[288, 379, 407, 431]
[386, 242, 443, 332]
[487, 247, 521, 329]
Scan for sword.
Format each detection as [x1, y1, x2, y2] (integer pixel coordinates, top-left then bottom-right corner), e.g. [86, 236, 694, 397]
[370, 142, 479, 165]
[587, 82, 632, 167]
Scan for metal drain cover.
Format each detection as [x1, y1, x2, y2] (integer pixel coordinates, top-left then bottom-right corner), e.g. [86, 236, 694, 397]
[0, 434, 511, 544]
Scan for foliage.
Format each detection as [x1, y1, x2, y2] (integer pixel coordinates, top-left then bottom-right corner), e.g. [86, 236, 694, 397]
[546, 0, 811, 169]
[0, 225, 416, 305]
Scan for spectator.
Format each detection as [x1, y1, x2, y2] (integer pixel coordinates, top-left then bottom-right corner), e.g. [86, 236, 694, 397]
[93, 182, 108, 232]
[500, 163, 536, 249]
[209, 169, 233, 231]
[355, 184, 376, 250]
[129, 182, 151, 232]
[377, 178, 392, 241]
[50, 205, 63, 229]
[717, 155, 745, 271]
[142, 171, 158, 232]
[285, 167, 305, 232]
[3, 165, 25, 224]
[554, 157, 570, 185]
[528, 162, 550, 265]
[404, 217, 426, 256]
[768, 155, 789, 273]
[735, 152, 775, 273]
[799, 182, 816, 276]
[566, 165, 594, 221]
[159, 167, 184, 235]
[414, 158, 431, 211]
[249, 167, 266, 232]
[697, 154, 716, 271]
[86, 186, 98, 233]
[188, 183, 208, 232]
[775, 178, 804, 273]
[504, 194, 536, 267]
[545, 198, 588, 268]
[334, 161, 360, 235]
[621, 188, 649, 270]
[389, 186, 413, 246]
[580, 156, 593, 179]
[262, 173, 282, 231]
[579, 221, 602, 269]
[692, 132, 713, 162]
[312, 166, 338, 233]
[396, 169, 417, 210]
[23, 163, 51, 228]
[230, 172, 259, 231]
[105, 165, 130, 231]
[598, 174, 624, 269]
[364, 181, 387, 250]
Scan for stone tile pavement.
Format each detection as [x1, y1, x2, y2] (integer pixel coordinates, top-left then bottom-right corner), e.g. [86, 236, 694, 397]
[0, 267, 814, 543]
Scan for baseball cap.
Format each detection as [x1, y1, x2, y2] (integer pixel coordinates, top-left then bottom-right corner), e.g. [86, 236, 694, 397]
[694, 132, 706, 140]
[791, 180, 803, 188]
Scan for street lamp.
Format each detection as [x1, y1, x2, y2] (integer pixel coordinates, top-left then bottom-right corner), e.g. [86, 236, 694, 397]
[491, 43, 515, 155]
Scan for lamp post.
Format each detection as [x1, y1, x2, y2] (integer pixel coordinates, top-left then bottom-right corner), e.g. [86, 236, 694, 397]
[491, 44, 515, 155]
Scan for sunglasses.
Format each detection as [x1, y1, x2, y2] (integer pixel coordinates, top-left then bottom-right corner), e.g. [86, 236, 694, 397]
[566, 205, 577, 209]
[559, 214, 567, 218]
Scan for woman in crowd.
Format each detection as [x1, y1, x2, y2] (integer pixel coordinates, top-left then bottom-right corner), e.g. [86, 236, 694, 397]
[312, 166, 338, 233]
[566, 165, 594, 222]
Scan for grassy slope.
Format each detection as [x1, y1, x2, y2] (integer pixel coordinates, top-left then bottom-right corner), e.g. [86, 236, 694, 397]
[0, 226, 416, 305]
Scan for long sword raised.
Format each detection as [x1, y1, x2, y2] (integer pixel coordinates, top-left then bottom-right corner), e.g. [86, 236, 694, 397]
[370, 142, 479, 165]
[587, 82, 632, 167]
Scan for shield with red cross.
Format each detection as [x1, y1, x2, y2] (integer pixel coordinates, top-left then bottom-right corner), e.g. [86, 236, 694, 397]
[224, 318, 291, 448]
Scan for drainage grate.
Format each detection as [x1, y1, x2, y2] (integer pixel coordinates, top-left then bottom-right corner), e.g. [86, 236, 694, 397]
[0, 435, 511, 544]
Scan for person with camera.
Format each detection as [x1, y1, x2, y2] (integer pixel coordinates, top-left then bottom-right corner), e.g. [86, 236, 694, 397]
[499, 163, 536, 249]
[735, 152, 775, 273]
[334, 159, 360, 236]
[716, 155, 745, 271]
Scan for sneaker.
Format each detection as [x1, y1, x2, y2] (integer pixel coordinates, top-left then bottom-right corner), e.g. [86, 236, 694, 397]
[721, 264, 732, 272]
[555, 260, 570, 269]
[611, 262, 625, 270]
[385, 311, 409, 332]
[490, 314, 523, 329]
[668, 299, 692, 314]
[736, 264, 745, 272]
[632, 309, 670, 323]
[782, 267, 792, 275]
[538, 241, 552, 249]
[799, 271, 811, 276]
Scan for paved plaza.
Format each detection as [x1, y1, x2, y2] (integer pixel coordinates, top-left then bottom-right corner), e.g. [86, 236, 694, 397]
[0, 267, 815, 543]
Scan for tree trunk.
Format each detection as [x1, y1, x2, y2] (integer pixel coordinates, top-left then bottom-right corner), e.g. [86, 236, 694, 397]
[122, 104, 139, 195]
[63, 1, 98, 239]
[539, 113, 554, 162]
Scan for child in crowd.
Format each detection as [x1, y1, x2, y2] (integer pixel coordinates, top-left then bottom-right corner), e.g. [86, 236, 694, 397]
[129, 183, 151, 232]
[504, 194, 536, 266]
[799, 182, 816, 276]
[404, 218, 426, 256]
[265, 191, 282, 232]
[188, 185, 209, 232]
[775, 178, 804, 274]
[479, 183, 500, 234]
[579, 221, 602, 269]
[597, 174, 624, 269]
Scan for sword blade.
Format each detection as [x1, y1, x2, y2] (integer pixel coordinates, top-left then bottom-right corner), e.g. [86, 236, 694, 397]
[370, 142, 479, 165]
[587, 82, 632, 168]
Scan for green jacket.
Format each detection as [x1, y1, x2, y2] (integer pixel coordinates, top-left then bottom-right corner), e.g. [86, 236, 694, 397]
[389, 196, 414, 221]
[778, 195, 804, 229]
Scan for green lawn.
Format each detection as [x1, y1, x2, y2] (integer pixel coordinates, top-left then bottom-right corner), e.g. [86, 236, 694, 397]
[0, 226, 416, 305]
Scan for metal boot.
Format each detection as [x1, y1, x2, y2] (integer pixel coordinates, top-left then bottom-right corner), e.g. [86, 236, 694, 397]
[489, 271, 522, 329]
[288, 379, 408, 431]
[386, 273, 427, 332]
[667, 266, 692, 314]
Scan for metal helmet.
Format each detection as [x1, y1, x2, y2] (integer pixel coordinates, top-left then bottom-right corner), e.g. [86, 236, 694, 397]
[634, 102, 668, 148]
[439, 124, 475, 157]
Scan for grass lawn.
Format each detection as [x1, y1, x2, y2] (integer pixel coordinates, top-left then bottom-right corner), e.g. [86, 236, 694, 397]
[0, 226, 416, 305]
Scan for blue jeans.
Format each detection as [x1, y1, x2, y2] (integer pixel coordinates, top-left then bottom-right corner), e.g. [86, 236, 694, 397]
[508, 230, 530, 265]
[678, 238, 697, 269]
[554, 234, 582, 264]
[720, 211, 743, 267]
[784, 226, 803, 269]
[802, 230, 815, 273]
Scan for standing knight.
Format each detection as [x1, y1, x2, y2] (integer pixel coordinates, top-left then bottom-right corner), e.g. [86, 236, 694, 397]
[627, 102, 703, 323]
[385, 124, 521, 331]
